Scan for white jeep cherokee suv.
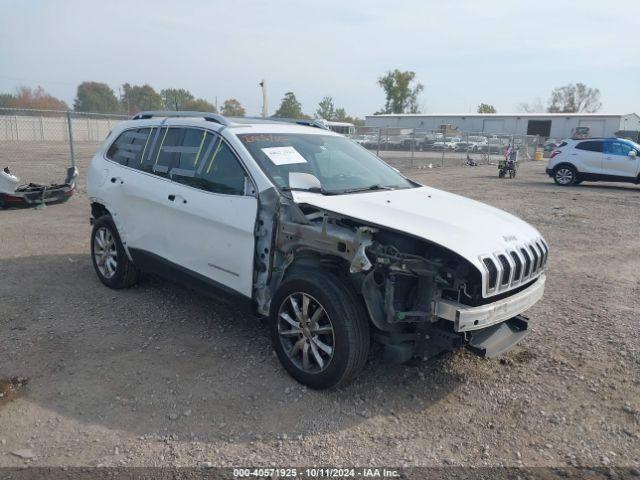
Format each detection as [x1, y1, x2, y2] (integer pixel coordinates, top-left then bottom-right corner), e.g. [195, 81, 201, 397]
[87, 111, 548, 389]
[546, 137, 640, 186]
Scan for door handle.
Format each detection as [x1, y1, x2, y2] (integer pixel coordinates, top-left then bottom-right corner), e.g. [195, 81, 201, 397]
[168, 194, 187, 204]
[110, 177, 123, 184]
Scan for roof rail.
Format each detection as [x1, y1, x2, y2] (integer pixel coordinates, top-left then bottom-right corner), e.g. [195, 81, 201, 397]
[130, 110, 230, 126]
[272, 117, 330, 130]
[242, 116, 329, 130]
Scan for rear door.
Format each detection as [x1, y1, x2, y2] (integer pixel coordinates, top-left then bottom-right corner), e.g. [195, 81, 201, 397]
[573, 140, 603, 174]
[103, 126, 170, 253]
[152, 127, 258, 297]
[603, 140, 639, 179]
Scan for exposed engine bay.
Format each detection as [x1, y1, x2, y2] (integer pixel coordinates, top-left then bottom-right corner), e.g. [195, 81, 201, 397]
[253, 192, 537, 363]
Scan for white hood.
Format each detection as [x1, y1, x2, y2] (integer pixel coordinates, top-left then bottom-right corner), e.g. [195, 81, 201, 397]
[291, 186, 543, 275]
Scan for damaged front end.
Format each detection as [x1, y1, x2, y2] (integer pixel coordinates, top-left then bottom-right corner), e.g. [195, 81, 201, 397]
[255, 195, 535, 364]
[357, 231, 532, 363]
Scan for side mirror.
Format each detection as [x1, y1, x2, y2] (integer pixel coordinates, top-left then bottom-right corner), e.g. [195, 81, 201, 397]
[628, 150, 637, 157]
[288, 172, 322, 191]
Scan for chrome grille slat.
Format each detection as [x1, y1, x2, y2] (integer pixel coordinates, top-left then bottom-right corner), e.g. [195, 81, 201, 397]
[520, 247, 532, 279]
[528, 244, 539, 273]
[535, 242, 544, 264]
[497, 254, 511, 287]
[536, 240, 547, 268]
[509, 250, 524, 284]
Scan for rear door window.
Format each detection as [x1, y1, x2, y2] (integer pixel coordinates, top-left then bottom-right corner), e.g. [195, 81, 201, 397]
[170, 129, 217, 184]
[575, 140, 603, 152]
[148, 127, 185, 176]
[106, 128, 153, 166]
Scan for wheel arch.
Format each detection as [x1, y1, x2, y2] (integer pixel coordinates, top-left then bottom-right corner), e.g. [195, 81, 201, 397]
[286, 249, 352, 274]
[552, 162, 579, 174]
[90, 201, 133, 262]
[273, 249, 370, 321]
[91, 201, 112, 220]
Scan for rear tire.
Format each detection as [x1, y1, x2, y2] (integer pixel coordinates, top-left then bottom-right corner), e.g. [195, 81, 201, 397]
[270, 268, 370, 389]
[553, 165, 578, 186]
[90, 215, 139, 289]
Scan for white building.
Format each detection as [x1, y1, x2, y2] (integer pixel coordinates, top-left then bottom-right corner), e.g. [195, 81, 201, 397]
[364, 113, 640, 139]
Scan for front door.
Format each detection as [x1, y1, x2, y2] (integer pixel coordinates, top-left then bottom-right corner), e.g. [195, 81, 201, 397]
[603, 140, 640, 179]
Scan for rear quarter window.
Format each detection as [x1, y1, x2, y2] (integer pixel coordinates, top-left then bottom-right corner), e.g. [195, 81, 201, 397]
[106, 128, 153, 166]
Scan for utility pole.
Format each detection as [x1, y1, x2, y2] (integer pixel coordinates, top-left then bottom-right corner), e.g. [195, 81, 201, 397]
[259, 79, 268, 117]
[119, 87, 130, 116]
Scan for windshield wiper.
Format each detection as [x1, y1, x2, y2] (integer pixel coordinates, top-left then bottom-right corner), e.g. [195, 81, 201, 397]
[338, 184, 394, 194]
[281, 186, 326, 194]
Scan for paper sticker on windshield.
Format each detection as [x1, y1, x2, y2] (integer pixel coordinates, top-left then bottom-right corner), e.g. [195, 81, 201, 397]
[261, 146, 307, 165]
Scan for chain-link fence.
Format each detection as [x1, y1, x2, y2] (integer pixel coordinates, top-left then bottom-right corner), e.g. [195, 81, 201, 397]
[349, 127, 540, 169]
[346, 126, 540, 170]
[0, 108, 127, 186]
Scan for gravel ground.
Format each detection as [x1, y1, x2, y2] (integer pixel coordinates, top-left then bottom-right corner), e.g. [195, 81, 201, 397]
[0, 145, 639, 470]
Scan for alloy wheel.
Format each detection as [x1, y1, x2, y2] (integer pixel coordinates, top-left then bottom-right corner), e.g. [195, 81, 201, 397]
[93, 227, 118, 279]
[555, 168, 574, 185]
[277, 292, 335, 373]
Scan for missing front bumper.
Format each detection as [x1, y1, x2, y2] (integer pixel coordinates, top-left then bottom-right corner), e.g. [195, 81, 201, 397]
[377, 314, 530, 363]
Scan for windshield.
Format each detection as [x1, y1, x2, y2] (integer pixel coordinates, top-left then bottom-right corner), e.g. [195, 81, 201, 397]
[238, 133, 414, 194]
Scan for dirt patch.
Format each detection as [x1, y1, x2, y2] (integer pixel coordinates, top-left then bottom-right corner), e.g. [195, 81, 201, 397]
[0, 377, 28, 406]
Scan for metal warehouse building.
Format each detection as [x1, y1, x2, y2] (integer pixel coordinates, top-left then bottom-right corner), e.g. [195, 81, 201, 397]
[365, 113, 640, 139]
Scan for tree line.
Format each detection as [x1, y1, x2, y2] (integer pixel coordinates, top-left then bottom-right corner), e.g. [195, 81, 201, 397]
[0, 74, 602, 121]
[0, 82, 247, 117]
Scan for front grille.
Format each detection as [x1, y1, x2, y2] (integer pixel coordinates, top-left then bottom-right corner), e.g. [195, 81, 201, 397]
[481, 237, 548, 296]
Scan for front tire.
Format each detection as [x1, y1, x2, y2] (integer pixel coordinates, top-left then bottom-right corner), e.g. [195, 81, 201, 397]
[91, 215, 139, 289]
[270, 268, 370, 389]
[553, 165, 578, 186]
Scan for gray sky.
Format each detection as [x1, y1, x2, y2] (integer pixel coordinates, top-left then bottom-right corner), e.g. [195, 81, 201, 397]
[1, 0, 638, 116]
